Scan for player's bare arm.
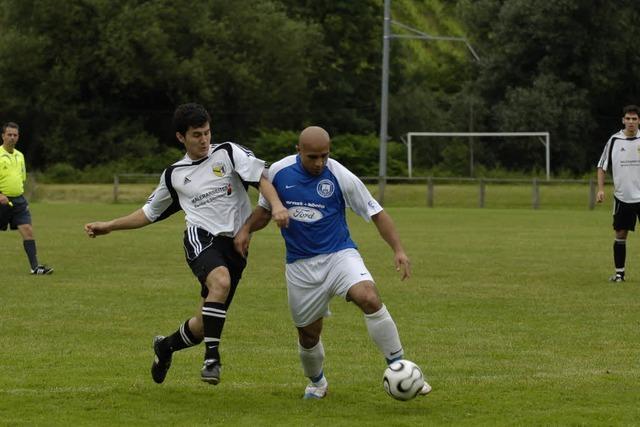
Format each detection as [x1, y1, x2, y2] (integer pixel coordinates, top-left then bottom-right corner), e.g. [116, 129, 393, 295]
[84, 208, 152, 238]
[596, 167, 606, 203]
[257, 175, 289, 228]
[371, 210, 411, 280]
[234, 206, 272, 257]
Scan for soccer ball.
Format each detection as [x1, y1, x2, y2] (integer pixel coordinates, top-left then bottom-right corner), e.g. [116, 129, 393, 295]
[382, 359, 425, 401]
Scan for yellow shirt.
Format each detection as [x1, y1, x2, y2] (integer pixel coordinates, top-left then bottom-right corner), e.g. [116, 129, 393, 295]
[0, 145, 26, 197]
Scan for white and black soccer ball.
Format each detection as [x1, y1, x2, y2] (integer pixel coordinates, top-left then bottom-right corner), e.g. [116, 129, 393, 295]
[382, 359, 425, 401]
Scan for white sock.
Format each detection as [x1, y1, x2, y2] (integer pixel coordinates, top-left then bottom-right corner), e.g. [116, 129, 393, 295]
[299, 340, 325, 381]
[364, 304, 404, 362]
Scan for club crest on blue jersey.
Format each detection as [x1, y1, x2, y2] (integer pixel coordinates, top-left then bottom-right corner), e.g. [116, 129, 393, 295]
[316, 179, 334, 198]
[212, 163, 226, 177]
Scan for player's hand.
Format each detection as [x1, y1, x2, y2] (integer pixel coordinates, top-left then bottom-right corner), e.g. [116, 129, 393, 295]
[271, 205, 289, 228]
[233, 227, 251, 258]
[0, 194, 9, 205]
[596, 190, 605, 203]
[395, 251, 411, 281]
[84, 222, 110, 238]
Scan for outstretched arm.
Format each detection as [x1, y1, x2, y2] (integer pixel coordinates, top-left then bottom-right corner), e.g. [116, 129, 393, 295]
[234, 206, 273, 257]
[371, 210, 411, 280]
[84, 208, 152, 238]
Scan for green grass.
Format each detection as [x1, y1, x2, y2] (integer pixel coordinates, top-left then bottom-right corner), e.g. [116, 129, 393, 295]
[1, 200, 637, 426]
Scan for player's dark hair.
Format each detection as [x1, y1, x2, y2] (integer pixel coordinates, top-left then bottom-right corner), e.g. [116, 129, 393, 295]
[2, 122, 19, 133]
[622, 105, 640, 116]
[173, 103, 211, 136]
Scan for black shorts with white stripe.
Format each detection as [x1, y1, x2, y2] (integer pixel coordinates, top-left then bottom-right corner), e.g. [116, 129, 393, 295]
[184, 226, 247, 303]
[613, 197, 640, 231]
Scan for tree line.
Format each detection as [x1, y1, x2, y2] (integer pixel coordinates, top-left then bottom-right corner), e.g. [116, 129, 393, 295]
[0, 0, 638, 178]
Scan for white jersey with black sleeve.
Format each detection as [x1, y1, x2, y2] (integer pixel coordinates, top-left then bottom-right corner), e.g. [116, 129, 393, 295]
[597, 129, 640, 203]
[142, 142, 264, 237]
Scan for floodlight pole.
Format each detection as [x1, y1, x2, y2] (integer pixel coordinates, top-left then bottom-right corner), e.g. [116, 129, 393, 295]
[377, 0, 479, 205]
[378, 0, 391, 204]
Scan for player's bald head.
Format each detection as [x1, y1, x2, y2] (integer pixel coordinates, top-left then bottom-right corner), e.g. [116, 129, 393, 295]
[298, 126, 330, 151]
[297, 126, 331, 175]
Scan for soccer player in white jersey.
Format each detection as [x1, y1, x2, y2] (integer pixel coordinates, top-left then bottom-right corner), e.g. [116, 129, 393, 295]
[597, 104, 640, 282]
[235, 126, 431, 399]
[84, 103, 289, 385]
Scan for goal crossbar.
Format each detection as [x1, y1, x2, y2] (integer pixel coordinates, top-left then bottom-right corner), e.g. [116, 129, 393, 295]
[406, 131, 551, 180]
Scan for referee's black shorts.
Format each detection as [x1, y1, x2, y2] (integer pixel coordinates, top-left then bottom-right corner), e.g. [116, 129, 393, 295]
[183, 227, 247, 306]
[612, 197, 640, 231]
[0, 195, 32, 231]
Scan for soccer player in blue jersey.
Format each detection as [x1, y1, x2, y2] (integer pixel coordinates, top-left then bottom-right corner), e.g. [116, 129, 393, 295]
[84, 103, 289, 385]
[597, 104, 640, 282]
[235, 126, 431, 399]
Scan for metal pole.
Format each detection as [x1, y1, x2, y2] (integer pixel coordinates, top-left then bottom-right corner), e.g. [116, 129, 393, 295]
[545, 134, 550, 181]
[427, 177, 434, 207]
[469, 101, 474, 177]
[378, 0, 391, 205]
[407, 134, 412, 178]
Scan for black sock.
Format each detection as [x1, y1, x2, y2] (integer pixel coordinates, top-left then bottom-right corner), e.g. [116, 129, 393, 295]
[202, 302, 226, 362]
[162, 319, 203, 355]
[614, 239, 626, 276]
[23, 240, 38, 270]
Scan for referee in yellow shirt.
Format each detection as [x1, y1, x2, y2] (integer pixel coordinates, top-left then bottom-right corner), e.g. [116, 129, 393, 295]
[0, 122, 53, 274]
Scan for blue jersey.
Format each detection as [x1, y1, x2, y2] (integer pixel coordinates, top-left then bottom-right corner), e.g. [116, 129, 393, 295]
[259, 155, 383, 263]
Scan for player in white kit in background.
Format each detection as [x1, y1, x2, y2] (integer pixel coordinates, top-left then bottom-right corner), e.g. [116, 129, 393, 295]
[597, 104, 640, 282]
[235, 126, 431, 399]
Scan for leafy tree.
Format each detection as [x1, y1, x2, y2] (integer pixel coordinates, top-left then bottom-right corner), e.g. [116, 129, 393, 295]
[205, 0, 325, 141]
[458, 0, 640, 173]
[3, 0, 639, 178]
[249, 129, 299, 164]
[0, 0, 325, 169]
[280, 0, 383, 134]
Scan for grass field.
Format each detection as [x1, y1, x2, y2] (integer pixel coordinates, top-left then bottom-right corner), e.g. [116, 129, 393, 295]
[1, 196, 638, 425]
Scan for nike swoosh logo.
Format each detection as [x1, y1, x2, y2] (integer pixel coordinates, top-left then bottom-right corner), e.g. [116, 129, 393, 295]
[285, 185, 296, 189]
[390, 348, 403, 356]
[360, 272, 367, 276]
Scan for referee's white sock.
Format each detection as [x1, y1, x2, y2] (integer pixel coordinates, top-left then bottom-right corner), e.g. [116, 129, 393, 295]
[364, 304, 404, 363]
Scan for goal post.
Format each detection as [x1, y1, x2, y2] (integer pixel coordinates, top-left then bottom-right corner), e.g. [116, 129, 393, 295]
[406, 132, 551, 181]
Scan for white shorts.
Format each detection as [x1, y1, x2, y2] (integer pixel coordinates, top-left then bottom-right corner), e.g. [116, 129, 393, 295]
[285, 248, 374, 327]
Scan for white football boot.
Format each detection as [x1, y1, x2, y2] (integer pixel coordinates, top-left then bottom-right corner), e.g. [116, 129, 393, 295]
[303, 377, 328, 399]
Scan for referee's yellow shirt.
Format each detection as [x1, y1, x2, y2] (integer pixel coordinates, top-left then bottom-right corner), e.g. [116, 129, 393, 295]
[0, 145, 26, 197]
